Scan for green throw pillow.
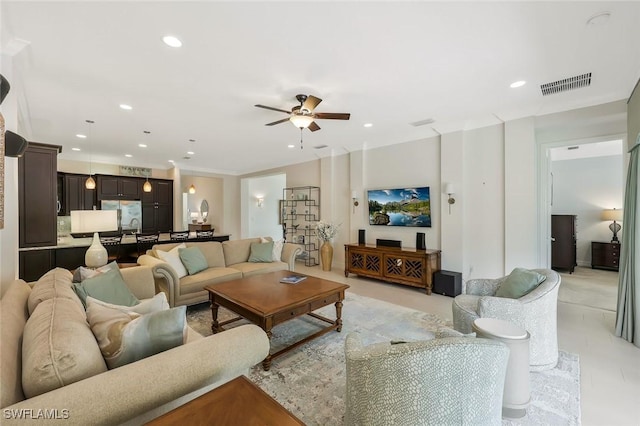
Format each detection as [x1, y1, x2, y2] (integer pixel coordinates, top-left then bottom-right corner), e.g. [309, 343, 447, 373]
[73, 268, 140, 308]
[178, 246, 209, 275]
[248, 241, 274, 263]
[495, 268, 546, 299]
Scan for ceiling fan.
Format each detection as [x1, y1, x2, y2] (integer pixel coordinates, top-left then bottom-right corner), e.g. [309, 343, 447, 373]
[255, 94, 350, 132]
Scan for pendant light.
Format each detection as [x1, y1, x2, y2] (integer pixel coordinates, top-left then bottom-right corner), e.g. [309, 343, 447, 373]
[188, 184, 196, 194]
[85, 119, 96, 189]
[141, 130, 152, 192]
[143, 170, 152, 192]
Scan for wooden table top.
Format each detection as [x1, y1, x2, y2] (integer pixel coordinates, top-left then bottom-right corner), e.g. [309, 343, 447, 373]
[146, 376, 304, 425]
[205, 270, 349, 316]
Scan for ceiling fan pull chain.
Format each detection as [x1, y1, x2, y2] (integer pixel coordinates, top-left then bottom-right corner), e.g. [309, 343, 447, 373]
[300, 128, 304, 149]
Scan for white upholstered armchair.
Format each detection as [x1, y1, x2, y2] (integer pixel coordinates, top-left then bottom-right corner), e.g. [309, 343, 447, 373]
[344, 333, 509, 426]
[452, 268, 561, 371]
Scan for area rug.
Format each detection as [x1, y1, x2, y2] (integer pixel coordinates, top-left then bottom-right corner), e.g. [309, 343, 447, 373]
[187, 293, 581, 425]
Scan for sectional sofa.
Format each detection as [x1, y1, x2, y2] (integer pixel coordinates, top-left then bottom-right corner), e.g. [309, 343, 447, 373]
[0, 266, 269, 425]
[138, 237, 302, 307]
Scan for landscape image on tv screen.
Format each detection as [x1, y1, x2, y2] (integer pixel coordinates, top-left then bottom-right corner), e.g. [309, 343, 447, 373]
[368, 187, 431, 227]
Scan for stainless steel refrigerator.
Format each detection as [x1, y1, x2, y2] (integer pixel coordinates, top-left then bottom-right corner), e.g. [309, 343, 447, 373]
[101, 200, 142, 233]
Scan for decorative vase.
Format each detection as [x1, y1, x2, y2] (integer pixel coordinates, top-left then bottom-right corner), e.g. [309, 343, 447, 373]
[320, 240, 333, 271]
[85, 232, 107, 268]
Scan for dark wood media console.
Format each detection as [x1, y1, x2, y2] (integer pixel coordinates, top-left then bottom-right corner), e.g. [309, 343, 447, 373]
[344, 243, 441, 294]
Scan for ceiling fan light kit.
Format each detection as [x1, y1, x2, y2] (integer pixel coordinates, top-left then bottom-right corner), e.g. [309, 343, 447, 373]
[255, 93, 351, 148]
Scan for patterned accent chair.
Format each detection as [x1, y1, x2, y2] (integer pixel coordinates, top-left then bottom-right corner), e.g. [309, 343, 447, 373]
[345, 333, 509, 426]
[452, 269, 561, 371]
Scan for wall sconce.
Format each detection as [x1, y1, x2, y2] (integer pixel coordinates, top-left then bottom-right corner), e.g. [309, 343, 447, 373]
[188, 184, 196, 194]
[445, 183, 455, 214]
[351, 190, 359, 213]
[601, 208, 623, 243]
[257, 196, 264, 208]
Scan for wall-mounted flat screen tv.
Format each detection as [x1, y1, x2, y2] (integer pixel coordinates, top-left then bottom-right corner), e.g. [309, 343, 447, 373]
[368, 186, 431, 227]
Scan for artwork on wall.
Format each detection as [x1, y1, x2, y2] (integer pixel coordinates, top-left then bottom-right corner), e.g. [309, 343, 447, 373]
[367, 186, 431, 227]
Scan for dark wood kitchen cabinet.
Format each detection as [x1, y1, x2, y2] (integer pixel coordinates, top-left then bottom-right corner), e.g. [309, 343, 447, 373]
[58, 173, 97, 214]
[19, 142, 61, 248]
[551, 214, 577, 274]
[142, 179, 174, 233]
[96, 175, 141, 200]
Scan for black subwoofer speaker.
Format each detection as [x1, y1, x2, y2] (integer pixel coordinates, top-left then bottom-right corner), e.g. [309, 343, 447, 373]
[433, 270, 462, 297]
[376, 239, 401, 248]
[416, 232, 426, 250]
[358, 229, 366, 245]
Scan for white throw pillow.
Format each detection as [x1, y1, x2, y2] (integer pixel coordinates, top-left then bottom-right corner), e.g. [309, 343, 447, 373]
[86, 300, 187, 369]
[272, 238, 285, 261]
[156, 243, 188, 278]
[261, 237, 284, 262]
[86, 292, 169, 315]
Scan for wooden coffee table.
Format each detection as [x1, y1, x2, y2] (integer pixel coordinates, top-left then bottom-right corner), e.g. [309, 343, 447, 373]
[146, 375, 304, 425]
[205, 270, 349, 370]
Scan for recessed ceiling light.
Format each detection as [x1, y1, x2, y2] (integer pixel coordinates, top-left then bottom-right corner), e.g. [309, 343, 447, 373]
[76, 134, 87, 139]
[138, 144, 147, 148]
[168, 160, 174, 163]
[125, 154, 132, 158]
[162, 35, 182, 48]
[287, 144, 295, 149]
[363, 123, 373, 128]
[510, 80, 526, 88]
[119, 104, 132, 110]
[72, 147, 81, 151]
[587, 11, 611, 26]
[187, 151, 194, 155]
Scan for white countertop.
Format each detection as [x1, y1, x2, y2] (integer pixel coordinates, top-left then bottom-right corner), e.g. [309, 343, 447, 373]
[18, 233, 230, 251]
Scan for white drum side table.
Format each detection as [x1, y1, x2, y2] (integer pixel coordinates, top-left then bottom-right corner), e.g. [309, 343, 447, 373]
[472, 317, 531, 419]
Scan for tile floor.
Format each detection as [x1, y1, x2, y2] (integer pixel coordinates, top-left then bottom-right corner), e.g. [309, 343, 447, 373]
[296, 264, 640, 426]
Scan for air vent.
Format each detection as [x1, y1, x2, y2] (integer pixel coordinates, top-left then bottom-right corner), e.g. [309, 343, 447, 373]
[567, 146, 579, 150]
[540, 73, 591, 96]
[410, 118, 435, 127]
[313, 144, 328, 149]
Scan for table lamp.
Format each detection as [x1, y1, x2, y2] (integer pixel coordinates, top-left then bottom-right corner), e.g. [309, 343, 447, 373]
[601, 208, 623, 243]
[71, 210, 118, 267]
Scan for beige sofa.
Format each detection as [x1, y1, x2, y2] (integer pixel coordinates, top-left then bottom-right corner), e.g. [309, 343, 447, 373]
[138, 237, 302, 307]
[0, 266, 269, 425]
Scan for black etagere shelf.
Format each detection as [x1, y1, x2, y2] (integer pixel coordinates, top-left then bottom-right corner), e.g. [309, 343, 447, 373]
[282, 186, 320, 266]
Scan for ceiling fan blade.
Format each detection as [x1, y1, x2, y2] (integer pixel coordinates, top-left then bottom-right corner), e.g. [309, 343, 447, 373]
[255, 104, 291, 114]
[314, 112, 351, 120]
[302, 95, 322, 112]
[265, 117, 291, 126]
[309, 121, 321, 132]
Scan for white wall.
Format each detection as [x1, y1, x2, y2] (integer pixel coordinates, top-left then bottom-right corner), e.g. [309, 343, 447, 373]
[360, 137, 441, 249]
[242, 173, 285, 240]
[552, 155, 624, 265]
[463, 125, 505, 279]
[1, 53, 20, 296]
[180, 174, 224, 234]
[440, 132, 463, 272]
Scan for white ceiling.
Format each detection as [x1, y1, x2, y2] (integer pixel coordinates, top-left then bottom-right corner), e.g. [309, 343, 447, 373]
[2, 1, 639, 175]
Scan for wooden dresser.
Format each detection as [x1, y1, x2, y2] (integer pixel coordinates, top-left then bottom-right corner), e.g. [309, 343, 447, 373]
[344, 244, 441, 294]
[591, 241, 621, 271]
